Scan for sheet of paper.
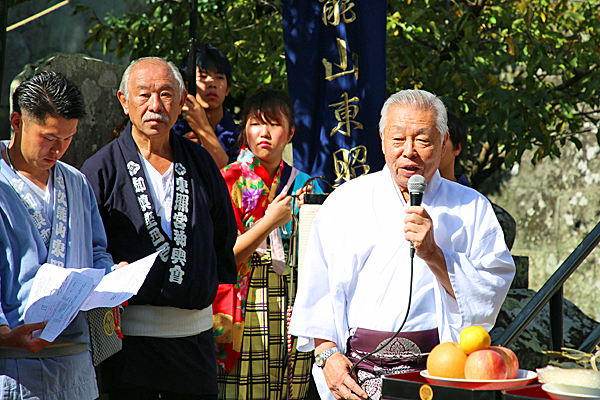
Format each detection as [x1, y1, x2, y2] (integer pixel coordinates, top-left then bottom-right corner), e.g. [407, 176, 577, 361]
[23, 251, 158, 342]
[79, 251, 159, 311]
[24, 264, 71, 325]
[74, 267, 105, 289]
[24, 264, 96, 341]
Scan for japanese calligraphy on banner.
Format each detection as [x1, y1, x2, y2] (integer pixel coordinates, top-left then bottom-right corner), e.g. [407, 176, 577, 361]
[282, 0, 386, 188]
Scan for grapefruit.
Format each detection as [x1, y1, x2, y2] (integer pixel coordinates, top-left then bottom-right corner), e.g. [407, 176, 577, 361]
[426, 341, 468, 379]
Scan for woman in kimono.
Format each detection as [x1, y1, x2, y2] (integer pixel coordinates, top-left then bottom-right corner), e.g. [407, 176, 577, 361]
[213, 89, 321, 400]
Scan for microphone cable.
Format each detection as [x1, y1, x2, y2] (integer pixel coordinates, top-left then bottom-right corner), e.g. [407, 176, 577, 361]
[349, 254, 414, 390]
[349, 171, 418, 392]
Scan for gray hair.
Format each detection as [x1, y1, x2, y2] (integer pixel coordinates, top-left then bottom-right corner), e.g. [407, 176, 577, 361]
[379, 89, 448, 144]
[119, 57, 185, 101]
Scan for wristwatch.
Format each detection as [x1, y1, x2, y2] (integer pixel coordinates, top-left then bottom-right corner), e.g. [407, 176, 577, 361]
[315, 347, 340, 368]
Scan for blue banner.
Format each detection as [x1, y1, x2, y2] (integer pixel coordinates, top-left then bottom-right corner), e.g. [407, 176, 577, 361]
[282, 0, 387, 189]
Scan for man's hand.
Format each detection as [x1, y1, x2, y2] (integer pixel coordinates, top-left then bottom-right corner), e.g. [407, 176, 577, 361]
[404, 205, 438, 260]
[0, 322, 51, 353]
[180, 93, 229, 168]
[321, 352, 368, 400]
[181, 94, 213, 142]
[114, 261, 129, 270]
[404, 205, 455, 297]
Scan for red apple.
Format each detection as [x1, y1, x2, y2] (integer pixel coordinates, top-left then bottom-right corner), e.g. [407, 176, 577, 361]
[490, 345, 519, 379]
[464, 349, 508, 380]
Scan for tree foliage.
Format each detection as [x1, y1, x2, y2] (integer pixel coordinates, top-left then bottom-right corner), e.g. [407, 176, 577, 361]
[83, 0, 600, 189]
[388, 0, 600, 187]
[82, 0, 286, 113]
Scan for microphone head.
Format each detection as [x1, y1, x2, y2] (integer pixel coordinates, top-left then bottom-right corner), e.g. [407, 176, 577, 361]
[407, 174, 427, 194]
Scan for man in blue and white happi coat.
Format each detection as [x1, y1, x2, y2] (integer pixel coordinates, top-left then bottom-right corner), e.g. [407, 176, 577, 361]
[0, 71, 122, 400]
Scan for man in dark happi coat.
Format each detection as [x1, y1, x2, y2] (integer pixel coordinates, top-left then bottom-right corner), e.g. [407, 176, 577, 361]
[81, 57, 237, 400]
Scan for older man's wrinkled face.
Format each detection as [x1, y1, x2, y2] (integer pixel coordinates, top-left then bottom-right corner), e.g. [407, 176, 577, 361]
[119, 59, 186, 139]
[381, 105, 447, 193]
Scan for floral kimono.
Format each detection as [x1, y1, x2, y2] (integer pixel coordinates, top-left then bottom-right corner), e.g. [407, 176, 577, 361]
[213, 147, 314, 400]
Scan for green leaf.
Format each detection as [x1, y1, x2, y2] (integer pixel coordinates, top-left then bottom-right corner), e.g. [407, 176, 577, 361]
[81, 0, 600, 191]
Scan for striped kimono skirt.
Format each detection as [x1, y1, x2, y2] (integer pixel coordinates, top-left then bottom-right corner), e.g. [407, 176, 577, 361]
[217, 252, 312, 400]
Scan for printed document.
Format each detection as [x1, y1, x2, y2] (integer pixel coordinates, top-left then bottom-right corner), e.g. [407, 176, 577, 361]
[24, 252, 158, 342]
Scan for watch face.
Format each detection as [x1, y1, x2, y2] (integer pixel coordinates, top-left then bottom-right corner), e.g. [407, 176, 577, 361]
[316, 347, 338, 368]
[315, 356, 324, 367]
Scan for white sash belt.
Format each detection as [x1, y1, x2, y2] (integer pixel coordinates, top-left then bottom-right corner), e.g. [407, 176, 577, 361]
[121, 305, 213, 338]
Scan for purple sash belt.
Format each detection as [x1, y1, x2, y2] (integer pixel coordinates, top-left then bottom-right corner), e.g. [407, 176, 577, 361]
[346, 327, 439, 400]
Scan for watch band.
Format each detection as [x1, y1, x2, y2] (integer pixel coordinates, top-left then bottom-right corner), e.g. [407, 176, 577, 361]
[315, 346, 340, 368]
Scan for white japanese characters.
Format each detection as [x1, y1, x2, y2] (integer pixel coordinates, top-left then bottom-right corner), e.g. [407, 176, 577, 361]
[126, 160, 190, 284]
[3, 170, 69, 268]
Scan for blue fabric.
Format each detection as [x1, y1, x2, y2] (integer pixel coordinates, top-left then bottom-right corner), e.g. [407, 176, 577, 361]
[280, 163, 324, 239]
[282, 1, 387, 188]
[456, 174, 471, 187]
[0, 143, 114, 335]
[172, 108, 240, 164]
[0, 141, 115, 400]
[0, 353, 98, 400]
[81, 124, 237, 394]
[81, 123, 237, 309]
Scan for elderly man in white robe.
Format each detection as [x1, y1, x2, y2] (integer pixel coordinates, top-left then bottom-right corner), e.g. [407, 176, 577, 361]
[289, 89, 515, 400]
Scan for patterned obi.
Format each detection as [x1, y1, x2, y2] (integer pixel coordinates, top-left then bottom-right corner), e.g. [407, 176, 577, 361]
[346, 327, 439, 400]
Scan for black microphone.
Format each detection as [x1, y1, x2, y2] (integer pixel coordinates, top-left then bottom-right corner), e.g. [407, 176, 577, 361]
[407, 175, 427, 258]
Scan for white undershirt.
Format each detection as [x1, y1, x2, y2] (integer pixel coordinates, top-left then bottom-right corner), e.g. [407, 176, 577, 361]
[20, 169, 54, 225]
[138, 154, 174, 239]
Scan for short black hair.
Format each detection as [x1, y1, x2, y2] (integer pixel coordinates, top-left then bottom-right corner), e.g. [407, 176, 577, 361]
[179, 43, 232, 87]
[12, 70, 86, 122]
[447, 112, 468, 158]
[239, 88, 295, 148]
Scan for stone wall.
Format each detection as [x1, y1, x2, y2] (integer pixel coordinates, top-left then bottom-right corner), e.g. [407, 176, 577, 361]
[11, 54, 125, 168]
[490, 288, 599, 370]
[486, 130, 600, 320]
[3, 0, 138, 139]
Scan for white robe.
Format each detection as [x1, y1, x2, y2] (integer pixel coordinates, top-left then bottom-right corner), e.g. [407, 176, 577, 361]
[289, 167, 515, 400]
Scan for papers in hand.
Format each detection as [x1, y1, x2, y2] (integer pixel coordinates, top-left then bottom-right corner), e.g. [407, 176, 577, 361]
[23, 252, 159, 342]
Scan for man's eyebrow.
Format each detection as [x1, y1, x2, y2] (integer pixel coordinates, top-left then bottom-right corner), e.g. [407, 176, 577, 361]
[44, 132, 76, 140]
[416, 127, 436, 134]
[135, 83, 176, 92]
[388, 125, 405, 133]
[388, 125, 436, 134]
[160, 83, 176, 91]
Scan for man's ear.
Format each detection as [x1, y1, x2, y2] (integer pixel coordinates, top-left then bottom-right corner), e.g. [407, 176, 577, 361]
[288, 125, 295, 143]
[10, 112, 23, 134]
[117, 91, 129, 115]
[454, 142, 463, 157]
[441, 131, 449, 157]
[179, 89, 188, 109]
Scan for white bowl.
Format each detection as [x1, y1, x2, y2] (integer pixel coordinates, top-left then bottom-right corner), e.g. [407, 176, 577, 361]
[542, 383, 600, 400]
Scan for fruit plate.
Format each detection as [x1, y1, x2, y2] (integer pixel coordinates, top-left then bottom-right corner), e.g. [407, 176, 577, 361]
[420, 369, 538, 390]
[542, 383, 600, 400]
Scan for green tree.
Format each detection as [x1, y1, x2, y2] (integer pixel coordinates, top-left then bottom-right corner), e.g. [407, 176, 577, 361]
[84, 0, 600, 189]
[82, 0, 287, 114]
[387, 0, 600, 188]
